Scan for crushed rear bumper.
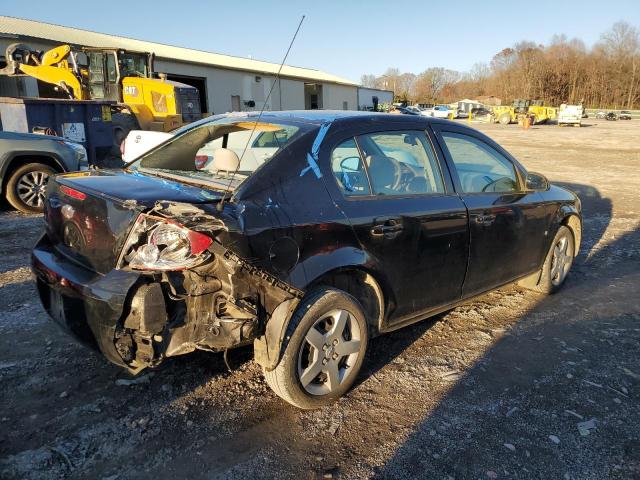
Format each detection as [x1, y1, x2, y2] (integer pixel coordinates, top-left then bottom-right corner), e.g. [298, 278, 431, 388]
[31, 234, 140, 368]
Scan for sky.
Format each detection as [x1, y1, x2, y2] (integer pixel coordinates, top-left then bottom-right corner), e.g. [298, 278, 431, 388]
[2, 0, 640, 82]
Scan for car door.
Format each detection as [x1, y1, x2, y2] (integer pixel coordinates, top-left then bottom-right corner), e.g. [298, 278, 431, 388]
[323, 128, 469, 326]
[432, 125, 549, 296]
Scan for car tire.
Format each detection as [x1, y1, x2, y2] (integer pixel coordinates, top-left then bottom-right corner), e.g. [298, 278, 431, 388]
[5, 163, 56, 213]
[499, 113, 511, 125]
[263, 287, 369, 409]
[519, 225, 575, 294]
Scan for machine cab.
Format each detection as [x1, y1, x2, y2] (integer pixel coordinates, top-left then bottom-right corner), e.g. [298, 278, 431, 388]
[82, 48, 154, 102]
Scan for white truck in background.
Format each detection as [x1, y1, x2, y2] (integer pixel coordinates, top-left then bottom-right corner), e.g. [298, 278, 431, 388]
[558, 104, 584, 127]
[121, 130, 173, 162]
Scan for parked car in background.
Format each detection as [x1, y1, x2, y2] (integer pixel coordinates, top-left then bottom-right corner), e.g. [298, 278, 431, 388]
[403, 105, 423, 115]
[619, 111, 632, 120]
[595, 111, 607, 119]
[605, 112, 618, 121]
[32, 111, 581, 409]
[197, 125, 298, 171]
[0, 131, 88, 213]
[425, 105, 453, 118]
[121, 130, 173, 162]
[471, 107, 493, 119]
[396, 106, 421, 115]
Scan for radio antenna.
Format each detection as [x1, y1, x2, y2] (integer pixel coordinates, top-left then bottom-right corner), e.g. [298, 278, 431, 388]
[217, 15, 306, 211]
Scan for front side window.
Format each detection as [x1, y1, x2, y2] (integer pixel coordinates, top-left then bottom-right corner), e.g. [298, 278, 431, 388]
[441, 132, 519, 193]
[356, 131, 445, 196]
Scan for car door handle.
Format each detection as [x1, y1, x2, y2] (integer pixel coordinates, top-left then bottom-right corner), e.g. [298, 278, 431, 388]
[371, 224, 403, 235]
[371, 220, 404, 237]
[474, 214, 496, 225]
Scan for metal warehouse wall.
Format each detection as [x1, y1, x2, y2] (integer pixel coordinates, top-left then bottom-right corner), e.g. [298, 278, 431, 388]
[0, 37, 357, 114]
[322, 83, 358, 110]
[357, 87, 394, 110]
[154, 59, 314, 114]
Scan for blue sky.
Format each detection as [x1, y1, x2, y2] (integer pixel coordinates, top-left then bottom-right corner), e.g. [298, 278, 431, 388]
[2, 0, 639, 82]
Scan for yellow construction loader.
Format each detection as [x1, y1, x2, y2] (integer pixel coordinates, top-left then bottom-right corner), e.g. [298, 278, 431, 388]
[0, 43, 202, 143]
[492, 99, 557, 125]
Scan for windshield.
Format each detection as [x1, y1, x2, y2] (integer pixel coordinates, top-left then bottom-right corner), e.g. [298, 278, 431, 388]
[130, 117, 306, 190]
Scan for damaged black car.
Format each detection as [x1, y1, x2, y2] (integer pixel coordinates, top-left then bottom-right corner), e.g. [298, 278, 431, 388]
[32, 111, 582, 409]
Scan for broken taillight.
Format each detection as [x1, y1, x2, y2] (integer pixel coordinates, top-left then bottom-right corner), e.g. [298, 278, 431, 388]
[119, 214, 213, 271]
[60, 185, 86, 200]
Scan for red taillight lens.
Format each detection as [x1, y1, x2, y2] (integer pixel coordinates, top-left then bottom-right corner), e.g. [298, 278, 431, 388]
[120, 214, 213, 271]
[194, 155, 208, 170]
[187, 230, 213, 255]
[60, 185, 86, 200]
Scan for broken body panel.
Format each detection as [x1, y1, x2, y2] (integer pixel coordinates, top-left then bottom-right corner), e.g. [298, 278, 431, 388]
[32, 114, 355, 372]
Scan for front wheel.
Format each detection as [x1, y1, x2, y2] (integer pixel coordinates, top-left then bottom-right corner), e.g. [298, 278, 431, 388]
[5, 163, 56, 213]
[263, 288, 368, 409]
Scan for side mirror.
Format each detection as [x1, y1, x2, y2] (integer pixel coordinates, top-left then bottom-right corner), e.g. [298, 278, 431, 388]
[526, 172, 549, 191]
[340, 156, 360, 171]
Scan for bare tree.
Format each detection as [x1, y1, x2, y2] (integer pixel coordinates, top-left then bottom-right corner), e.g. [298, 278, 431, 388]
[359, 21, 640, 109]
[360, 74, 378, 88]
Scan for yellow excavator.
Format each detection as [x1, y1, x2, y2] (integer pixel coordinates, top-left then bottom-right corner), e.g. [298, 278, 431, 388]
[0, 43, 202, 143]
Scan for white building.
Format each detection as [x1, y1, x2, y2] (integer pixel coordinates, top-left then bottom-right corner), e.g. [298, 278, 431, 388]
[0, 16, 359, 114]
[357, 87, 394, 110]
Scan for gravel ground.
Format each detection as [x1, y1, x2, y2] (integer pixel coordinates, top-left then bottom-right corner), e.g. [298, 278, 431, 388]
[0, 119, 639, 480]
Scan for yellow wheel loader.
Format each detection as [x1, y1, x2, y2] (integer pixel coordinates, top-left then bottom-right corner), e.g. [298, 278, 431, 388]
[492, 99, 557, 125]
[1, 43, 202, 144]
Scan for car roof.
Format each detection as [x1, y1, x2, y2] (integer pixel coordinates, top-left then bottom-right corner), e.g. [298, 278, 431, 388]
[199, 110, 452, 127]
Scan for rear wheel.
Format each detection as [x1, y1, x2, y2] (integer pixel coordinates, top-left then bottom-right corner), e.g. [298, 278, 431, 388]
[519, 225, 575, 294]
[499, 112, 511, 125]
[263, 287, 368, 409]
[5, 163, 56, 213]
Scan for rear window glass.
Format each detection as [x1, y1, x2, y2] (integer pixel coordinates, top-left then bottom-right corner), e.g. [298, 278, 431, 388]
[130, 119, 306, 190]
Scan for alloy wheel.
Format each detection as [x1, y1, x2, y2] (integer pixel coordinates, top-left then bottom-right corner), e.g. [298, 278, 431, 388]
[16, 170, 49, 209]
[550, 234, 573, 286]
[297, 309, 362, 396]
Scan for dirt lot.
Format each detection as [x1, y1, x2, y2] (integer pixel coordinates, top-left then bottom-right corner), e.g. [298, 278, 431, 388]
[1, 119, 639, 480]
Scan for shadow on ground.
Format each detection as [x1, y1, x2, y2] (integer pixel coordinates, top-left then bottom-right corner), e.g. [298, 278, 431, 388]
[367, 185, 640, 478]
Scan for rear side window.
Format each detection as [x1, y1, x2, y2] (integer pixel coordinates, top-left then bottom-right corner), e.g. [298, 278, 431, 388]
[331, 138, 371, 196]
[357, 131, 445, 195]
[441, 132, 519, 193]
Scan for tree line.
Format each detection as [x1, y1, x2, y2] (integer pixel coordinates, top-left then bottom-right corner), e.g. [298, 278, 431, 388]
[361, 22, 639, 109]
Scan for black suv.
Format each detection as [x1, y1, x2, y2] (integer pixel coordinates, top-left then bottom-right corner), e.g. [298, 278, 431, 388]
[32, 112, 581, 408]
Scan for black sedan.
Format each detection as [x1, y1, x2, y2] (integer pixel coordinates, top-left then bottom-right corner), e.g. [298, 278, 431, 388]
[32, 111, 582, 409]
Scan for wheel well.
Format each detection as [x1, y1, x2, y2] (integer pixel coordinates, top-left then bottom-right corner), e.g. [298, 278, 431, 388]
[3, 155, 64, 183]
[2, 155, 63, 193]
[562, 214, 582, 257]
[307, 268, 386, 336]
